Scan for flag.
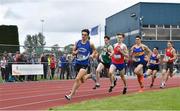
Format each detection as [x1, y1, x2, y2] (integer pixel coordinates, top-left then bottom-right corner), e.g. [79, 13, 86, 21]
[90, 25, 99, 35]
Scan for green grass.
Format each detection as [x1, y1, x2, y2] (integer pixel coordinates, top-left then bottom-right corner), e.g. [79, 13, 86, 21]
[51, 87, 180, 110]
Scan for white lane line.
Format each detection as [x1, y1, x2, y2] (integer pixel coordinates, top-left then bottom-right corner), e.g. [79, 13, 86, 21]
[0, 89, 129, 110]
[0, 83, 178, 102]
[0, 84, 179, 109]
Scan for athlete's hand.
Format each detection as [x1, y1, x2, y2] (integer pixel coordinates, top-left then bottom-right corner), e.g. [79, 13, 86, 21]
[144, 56, 149, 62]
[89, 54, 94, 59]
[73, 50, 78, 55]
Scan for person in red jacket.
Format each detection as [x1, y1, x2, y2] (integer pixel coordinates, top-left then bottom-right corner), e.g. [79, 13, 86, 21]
[50, 54, 56, 80]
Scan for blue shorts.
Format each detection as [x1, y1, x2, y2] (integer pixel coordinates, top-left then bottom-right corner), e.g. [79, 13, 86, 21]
[112, 63, 125, 71]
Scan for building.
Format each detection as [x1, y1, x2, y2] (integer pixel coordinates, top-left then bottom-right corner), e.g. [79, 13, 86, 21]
[105, 2, 180, 52]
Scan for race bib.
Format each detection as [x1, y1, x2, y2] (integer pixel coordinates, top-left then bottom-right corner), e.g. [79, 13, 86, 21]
[133, 57, 140, 62]
[101, 51, 107, 56]
[77, 54, 86, 61]
[164, 55, 170, 61]
[114, 54, 121, 59]
[150, 60, 156, 63]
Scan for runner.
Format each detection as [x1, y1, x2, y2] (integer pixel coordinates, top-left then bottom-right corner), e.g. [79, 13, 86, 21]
[93, 35, 113, 89]
[108, 33, 129, 94]
[160, 41, 177, 88]
[65, 29, 96, 100]
[144, 47, 160, 88]
[131, 35, 151, 92]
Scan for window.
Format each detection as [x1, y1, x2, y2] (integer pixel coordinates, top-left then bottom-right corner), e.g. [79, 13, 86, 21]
[172, 25, 177, 28]
[142, 29, 156, 40]
[164, 25, 170, 28]
[157, 29, 170, 40]
[172, 29, 180, 40]
[157, 25, 163, 28]
[150, 24, 156, 28]
[142, 24, 149, 28]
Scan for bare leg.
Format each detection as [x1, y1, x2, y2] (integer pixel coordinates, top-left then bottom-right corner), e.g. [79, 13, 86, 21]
[134, 64, 144, 89]
[109, 64, 116, 87]
[144, 69, 153, 78]
[95, 63, 104, 86]
[160, 69, 168, 88]
[68, 69, 87, 97]
[108, 64, 116, 92]
[120, 69, 127, 87]
[150, 70, 157, 88]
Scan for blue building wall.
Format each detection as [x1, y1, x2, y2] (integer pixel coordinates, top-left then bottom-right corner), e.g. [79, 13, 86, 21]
[140, 3, 180, 25]
[105, 3, 140, 37]
[105, 2, 180, 51]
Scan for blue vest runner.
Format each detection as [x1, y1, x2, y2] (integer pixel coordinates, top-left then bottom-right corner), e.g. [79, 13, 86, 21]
[76, 40, 92, 65]
[149, 54, 159, 67]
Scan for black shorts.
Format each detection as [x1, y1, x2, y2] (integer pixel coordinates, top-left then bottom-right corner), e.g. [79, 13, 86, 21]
[162, 62, 174, 73]
[101, 62, 110, 69]
[75, 64, 89, 72]
[133, 61, 147, 73]
[148, 65, 160, 71]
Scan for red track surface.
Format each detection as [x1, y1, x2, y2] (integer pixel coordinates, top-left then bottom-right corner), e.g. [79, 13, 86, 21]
[0, 76, 179, 110]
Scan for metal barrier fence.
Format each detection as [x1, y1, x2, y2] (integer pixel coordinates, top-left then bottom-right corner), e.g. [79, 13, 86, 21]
[0, 44, 180, 82]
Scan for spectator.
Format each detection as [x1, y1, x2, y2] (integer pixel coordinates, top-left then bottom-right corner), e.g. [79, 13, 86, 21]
[40, 53, 48, 79]
[7, 53, 15, 82]
[59, 54, 67, 79]
[50, 54, 56, 80]
[0, 56, 8, 82]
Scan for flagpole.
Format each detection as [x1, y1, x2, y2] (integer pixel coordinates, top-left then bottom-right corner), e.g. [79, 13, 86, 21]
[99, 24, 101, 47]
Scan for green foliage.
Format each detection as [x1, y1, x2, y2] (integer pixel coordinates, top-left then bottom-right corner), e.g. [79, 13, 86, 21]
[24, 33, 46, 55]
[64, 44, 74, 54]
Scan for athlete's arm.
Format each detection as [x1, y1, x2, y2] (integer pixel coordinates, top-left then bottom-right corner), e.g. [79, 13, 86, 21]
[108, 45, 113, 57]
[90, 42, 97, 58]
[130, 45, 135, 57]
[170, 48, 177, 61]
[120, 45, 129, 58]
[163, 49, 167, 62]
[143, 44, 152, 59]
[155, 54, 161, 65]
[72, 42, 78, 56]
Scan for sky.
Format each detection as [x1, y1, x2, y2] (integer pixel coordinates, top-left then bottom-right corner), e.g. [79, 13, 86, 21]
[0, 0, 180, 51]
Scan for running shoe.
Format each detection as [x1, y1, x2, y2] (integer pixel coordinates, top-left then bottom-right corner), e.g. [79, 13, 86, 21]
[108, 86, 114, 92]
[65, 95, 71, 100]
[92, 84, 100, 89]
[122, 87, 127, 94]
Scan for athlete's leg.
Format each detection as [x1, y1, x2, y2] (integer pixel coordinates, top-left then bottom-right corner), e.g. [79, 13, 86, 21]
[108, 64, 117, 92]
[109, 64, 116, 87]
[165, 69, 170, 83]
[150, 70, 157, 88]
[95, 63, 104, 86]
[134, 64, 144, 89]
[119, 68, 127, 94]
[144, 69, 153, 78]
[66, 68, 87, 99]
[120, 68, 127, 87]
[160, 68, 168, 88]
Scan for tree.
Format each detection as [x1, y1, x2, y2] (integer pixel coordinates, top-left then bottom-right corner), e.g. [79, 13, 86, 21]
[38, 33, 46, 52]
[51, 44, 60, 58]
[64, 44, 74, 54]
[24, 32, 46, 55]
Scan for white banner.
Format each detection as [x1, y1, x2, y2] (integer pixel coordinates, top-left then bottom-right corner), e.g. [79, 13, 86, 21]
[12, 64, 43, 75]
